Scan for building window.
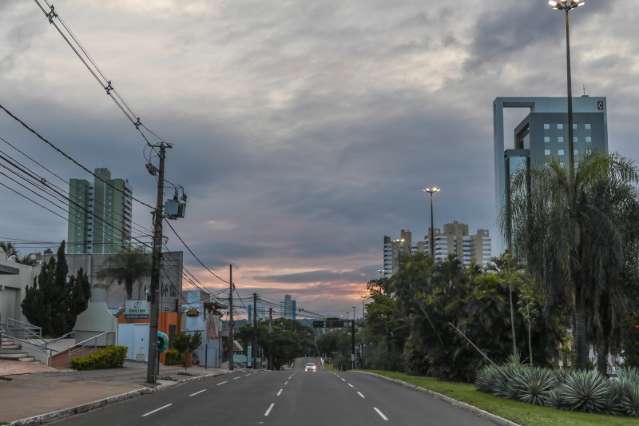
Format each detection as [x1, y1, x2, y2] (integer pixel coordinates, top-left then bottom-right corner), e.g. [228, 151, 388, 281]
[585, 123, 592, 130]
[544, 136, 551, 143]
[557, 136, 564, 143]
[585, 136, 592, 143]
[573, 123, 578, 130]
[544, 149, 551, 156]
[558, 149, 565, 156]
[574, 149, 579, 155]
[557, 123, 564, 130]
[544, 124, 551, 130]
[573, 137, 578, 143]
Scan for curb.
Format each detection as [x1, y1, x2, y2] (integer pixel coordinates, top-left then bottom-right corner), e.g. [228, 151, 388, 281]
[8, 370, 235, 426]
[352, 371, 521, 426]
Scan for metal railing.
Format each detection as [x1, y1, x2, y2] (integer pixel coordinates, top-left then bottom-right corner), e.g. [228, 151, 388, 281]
[6, 317, 42, 339]
[66, 331, 116, 364]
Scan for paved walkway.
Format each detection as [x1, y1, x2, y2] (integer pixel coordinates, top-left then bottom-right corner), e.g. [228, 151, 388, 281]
[0, 360, 57, 376]
[0, 361, 227, 423]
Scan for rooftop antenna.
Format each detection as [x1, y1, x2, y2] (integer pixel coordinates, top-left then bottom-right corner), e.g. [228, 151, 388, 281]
[582, 84, 587, 96]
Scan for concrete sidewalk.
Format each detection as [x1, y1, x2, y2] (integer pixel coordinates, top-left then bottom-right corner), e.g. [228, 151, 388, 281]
[0, 361, 227, 423]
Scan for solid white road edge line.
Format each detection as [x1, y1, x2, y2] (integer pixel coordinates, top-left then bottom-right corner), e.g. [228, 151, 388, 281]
[357, 391, 365, 399]
[277, 389, 283, 397]
[216, 381, 228, 386]
[373, 407, 389, 421]
[265, 402, 275, 417]
[141, 403, 172, 417]
[189, 389, 207, 397]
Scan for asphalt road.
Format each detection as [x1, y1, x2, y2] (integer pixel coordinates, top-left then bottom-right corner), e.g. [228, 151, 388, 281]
[54, 358, 498, 426]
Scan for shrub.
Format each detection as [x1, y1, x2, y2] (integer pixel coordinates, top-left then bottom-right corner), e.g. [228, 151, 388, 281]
[557, 370, 609, 413]
[164, 348, 183, 366]
[70, 345, 127, 370]
[511, 367, 557, 406]
[621, 380, 639, 417]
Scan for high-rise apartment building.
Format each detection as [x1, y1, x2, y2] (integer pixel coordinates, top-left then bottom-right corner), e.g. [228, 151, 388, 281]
[280, 294, 297, 320]
[67, 168, 133, 254]
[494, 96, 608, 249]
[383, 224, 491, 277]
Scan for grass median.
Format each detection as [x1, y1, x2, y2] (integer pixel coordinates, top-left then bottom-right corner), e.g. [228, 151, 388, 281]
[362, 370, 639, 426]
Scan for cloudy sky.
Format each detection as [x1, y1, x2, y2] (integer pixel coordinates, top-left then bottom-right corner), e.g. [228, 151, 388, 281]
[0, 0, 635, 316]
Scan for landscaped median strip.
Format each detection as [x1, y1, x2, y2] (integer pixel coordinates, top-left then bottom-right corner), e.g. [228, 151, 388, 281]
[355, 370, 639, 426]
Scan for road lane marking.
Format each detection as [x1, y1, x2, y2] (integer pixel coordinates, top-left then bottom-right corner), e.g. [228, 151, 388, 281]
[189, 389, 207, 397]
[340, 378, 346, 382]
[288, 375, 293, 380]
[284, 381, 288, 386]
[234, 376, 241, 380]
[373, 407, 389, 421]
[264, 402, 275, 417]
[277, 388, 283, 397]
[216, 381, 228, 386]
[357, 391, 365, 399]
[347, 383, 354, 388]
[245, 374, 251, 377]
[142, 403, 172, 417]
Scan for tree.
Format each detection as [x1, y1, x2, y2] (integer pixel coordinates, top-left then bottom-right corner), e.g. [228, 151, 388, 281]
[0, 241, 17, 257]
[508, 153, 639, 372]
[21, 241, 91, 336]
[98, 247, 151, 300]
[172, 332, 202, 370]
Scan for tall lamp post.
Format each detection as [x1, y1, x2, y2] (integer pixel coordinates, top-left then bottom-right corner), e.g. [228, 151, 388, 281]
[549, 0, 585, 180]
[422, 186, 440, 259]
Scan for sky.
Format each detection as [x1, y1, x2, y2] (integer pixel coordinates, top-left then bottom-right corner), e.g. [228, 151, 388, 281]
[0, 0, 636, 316]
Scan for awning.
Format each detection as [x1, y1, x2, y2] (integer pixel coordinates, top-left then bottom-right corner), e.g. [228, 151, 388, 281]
[0, 264, 19, 275]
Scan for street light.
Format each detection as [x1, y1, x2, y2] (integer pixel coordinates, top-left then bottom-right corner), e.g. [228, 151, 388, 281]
[548, 0, 585, 180]
[422, 186, 440, 259]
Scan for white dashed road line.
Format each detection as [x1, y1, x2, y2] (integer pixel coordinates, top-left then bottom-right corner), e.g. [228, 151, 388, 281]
[277, 388, 283, 397]
[189, 389, 207, 397]
[340, 378, 346, 382]
[216, 381, 228, 386]
[347, 383, 354, 388]
[264, 402, 275, 417]
[373, 407, 389, 422]
[233, 376, 241, 380]
[284, 381, 288, 386]
[142, 403, 172, 417]
[357, 391, 365, 399]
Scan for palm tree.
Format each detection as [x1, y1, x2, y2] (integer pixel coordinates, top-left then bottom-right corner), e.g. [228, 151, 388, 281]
[98, 248, 152, 300]
[508, 153, 639, 371]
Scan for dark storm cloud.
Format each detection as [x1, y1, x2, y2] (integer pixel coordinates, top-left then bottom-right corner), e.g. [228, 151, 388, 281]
[255, 265, 378, 284]
[1, 0, 638, 314]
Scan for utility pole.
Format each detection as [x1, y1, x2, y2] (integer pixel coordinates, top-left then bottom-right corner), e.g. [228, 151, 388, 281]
[252, 293, 258, 369]
[268, 307, 273, 370]
[228, 264, 234, 371]
[146, 141, 171, 385]
[351, 306, 356, 370]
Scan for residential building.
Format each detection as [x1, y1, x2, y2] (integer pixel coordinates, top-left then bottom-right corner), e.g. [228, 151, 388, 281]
[494, 96, 608, 249]
[67, 168, 133, 254]
[248, 301, 269, 323]
[0, 247, 37, 325]
[280, 294, 297, 320]
[382, 230, 412, 278]
[382, 224, 491, 277]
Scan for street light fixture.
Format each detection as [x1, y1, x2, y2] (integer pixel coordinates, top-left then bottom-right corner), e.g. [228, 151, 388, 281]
[548, 0, 585, 181]
[422, 186, 440, 259]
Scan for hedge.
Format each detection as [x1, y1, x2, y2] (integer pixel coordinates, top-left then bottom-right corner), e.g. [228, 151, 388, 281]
[70, 345, 127, 370]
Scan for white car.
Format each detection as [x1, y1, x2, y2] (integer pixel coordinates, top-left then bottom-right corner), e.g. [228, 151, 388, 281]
[304, 362, 317, 372]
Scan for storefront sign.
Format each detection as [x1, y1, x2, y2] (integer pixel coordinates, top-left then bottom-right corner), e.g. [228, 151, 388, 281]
[125, 300, 150, 319]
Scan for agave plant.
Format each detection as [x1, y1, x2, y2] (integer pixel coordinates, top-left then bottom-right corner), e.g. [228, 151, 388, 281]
[617, 367, 639, 384]
[620, 379, 639, 417]
[476, 365, 501, 394]
[511, 367, 558, 406]
[605, 378, 628, 415]
[560, 370, 610, 413]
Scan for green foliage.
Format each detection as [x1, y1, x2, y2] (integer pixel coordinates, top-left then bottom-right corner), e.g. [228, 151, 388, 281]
[362, 252, 560, 382]
[164, 348, 183, 366]
[97, 247, 151, 299]
[70, 345, 127, 370]
[172, 332, 202, 355]
[560, 370, 609, 413]
[237, 319, 315, 370]
[511, 367, 558, 406]
[21, 241, 91, 337]
[508, 153, 639, 371]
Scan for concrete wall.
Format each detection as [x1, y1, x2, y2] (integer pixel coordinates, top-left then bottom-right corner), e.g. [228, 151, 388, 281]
[0, 249, 37, 324]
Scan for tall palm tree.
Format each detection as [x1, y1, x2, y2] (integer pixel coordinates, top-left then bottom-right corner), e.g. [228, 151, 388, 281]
[98, 248, 151, 300]
[508, 153, 639, 371]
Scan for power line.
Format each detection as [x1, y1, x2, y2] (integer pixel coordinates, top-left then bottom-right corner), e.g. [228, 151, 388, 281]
[33, 0, 167, 151]
[0, 104, 155, 210]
